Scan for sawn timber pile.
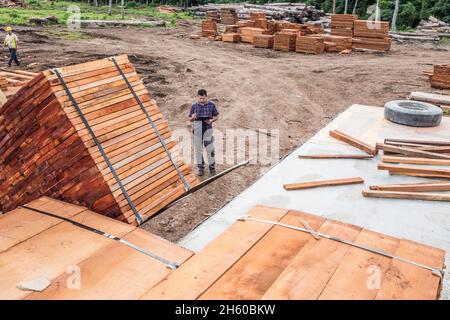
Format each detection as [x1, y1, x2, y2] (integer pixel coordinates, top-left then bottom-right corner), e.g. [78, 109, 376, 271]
[0, 55, 198, 225]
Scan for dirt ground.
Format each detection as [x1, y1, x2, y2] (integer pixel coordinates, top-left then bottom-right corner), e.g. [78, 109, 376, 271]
[9, 22, 450, 242]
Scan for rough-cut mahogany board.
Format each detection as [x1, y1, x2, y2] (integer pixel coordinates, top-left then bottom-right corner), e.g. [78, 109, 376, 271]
[369, 181, 450, 192]
[378, 163, 450, 178]
[362, 190, 450, 201]
[140, 206, 290, 300]
[199, 211, 327, 300]
[284, 177, 364, 190]
[25, 228, 193, 300]
[261, 220, 362, 299]
[382, 156, 450, 166]
[299, 154, 373, 159]
[377, 143, 450, 160]
[330, 130, 377, 155]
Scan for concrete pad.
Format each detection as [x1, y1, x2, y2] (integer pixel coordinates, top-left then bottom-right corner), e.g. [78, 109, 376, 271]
[179, 105, 450, 299]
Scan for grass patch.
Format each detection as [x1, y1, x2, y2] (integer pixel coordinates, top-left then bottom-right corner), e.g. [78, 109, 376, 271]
[0, 1, 192, 26]
[34, 28, 91, 40]
[439, 37, 450, 46]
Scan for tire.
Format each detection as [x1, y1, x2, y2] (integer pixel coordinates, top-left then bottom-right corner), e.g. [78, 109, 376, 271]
[384, 100, 443, 127]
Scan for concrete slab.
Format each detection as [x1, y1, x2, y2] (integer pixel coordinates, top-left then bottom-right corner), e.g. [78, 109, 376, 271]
[179, 105, 450, 299]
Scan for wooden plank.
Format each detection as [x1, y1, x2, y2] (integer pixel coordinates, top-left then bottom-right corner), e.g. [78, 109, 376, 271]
[140, 206, 290, 299]
[24, 228, 193, 300]
[199, 210, 327, 300]
[382, 156, 450, 166]
[409, 91, 450, 106]
[262, 220, 362, 299]
[329, 130, 377, 155]
[378, 163, 450, 178]
[362, 190, 450, 201]
[385, 138, 450, 146]
[375, 239, 445, 300]
[299, 154, 373, 159]
[377, 143, 450, 160]
[319, 229, 400, 299]
[283, 177, 364, 190]
[369, 181, 450, 192]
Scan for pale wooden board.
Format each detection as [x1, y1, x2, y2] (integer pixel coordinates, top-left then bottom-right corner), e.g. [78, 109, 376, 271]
[24, 228, 193, 300]
[140, 206, 290, 299]
[199, 210, 326, 300]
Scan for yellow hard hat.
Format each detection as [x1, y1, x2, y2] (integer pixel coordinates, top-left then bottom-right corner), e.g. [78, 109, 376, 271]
[5, 27, 12, 31]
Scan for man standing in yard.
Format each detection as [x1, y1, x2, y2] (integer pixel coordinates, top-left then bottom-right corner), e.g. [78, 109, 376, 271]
[188, 89, 219, 177]
[3, 27, 20, 67]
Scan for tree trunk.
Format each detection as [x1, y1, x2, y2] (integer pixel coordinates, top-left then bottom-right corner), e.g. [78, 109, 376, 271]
[344, 0, 348, 14]
[108, 0, 112, 15]
[332, 0, 336, 14]
[375, 0, 381, 21]
[121, 0, 125, 20]
[392, 0, 400, 31]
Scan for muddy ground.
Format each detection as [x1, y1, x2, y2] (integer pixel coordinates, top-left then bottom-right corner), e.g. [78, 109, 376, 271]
[9, 22, 450, 242]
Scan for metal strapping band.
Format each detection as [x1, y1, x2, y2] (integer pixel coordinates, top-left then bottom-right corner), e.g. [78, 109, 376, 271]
[21, 205, 179, 270]
[109, 57, 190, 191]
[239, 217, 444, 277]
[52, 68, 143, 224]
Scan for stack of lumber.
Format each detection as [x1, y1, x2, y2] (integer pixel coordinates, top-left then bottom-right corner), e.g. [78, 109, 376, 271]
[295, 36, 325, 54]
[430, 64, 450, 89]
[274, 31, 297, 51]
[250, 12, 266, 21]
[331, 14, 356, 37]
[0, 197, 193, 300]
[353, 20, 391, 51]
[206, 10, 219, 22]
[220, 8, 238, 25]
[222, 33, 241, 43]
[0, 74, 7, 91]
[253, 18, 268, 30]
[0, 55, 197, 225]
[236, 20, 255, 28]
[0, 69, 39, 98]
[224, 24, 239, 33]
[308, 22, 324, 34]
[201, 20, 217, 37]
[141, 206, 445, 300]
[377, 138, 450, 160]
[239, 27, 267, 43]
[253, 34, 274, 49]
[321, 35, 352, 51]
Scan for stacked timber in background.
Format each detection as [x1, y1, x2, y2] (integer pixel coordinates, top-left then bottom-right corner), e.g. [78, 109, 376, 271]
[201, 20, 217, 37]
[222, 33, 240, 43]
[331, 14, 356, 37]
[0, 69, 38, 98]
[353, 20, 391, 51]
[220, 8, 238, 25]
[311, 34, 352, 51]
[274, 31, 297, 52]
[239, 27, 267, 43]
[253, 34, 274, 48]
[224, 24, 239, 33]
[430, 65, 450, 89]
[296, 36, 325, 54]
[0, 55, 197, 225]
[206, 10, 219, 22]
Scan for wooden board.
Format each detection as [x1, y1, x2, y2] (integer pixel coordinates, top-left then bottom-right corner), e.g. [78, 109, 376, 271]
[284, 177, 364, 190]
[330, 130, 377, 155]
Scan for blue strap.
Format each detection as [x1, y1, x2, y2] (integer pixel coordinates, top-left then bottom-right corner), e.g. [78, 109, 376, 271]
[110, 57, 191, 191]
[53, 68, 143, 224]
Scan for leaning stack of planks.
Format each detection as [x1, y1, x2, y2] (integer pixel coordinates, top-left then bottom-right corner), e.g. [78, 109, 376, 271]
[0, 69, 39, 98]
[0, 197, 193, 299]
[430, 64, 450, 89]
[222, 32, 241, 43]
[141, 206, 445, 300]
[0, 55, 198, 225]
[295, 36, 325, 54]
[201, 19, 217, 37]
[331, 14, 356, 37]
[353, 20, 391, 51]
[273, 31, 297, 52]
[220, 7, 238, 25]
[253, 34, 274, 48]
[239, 27, 267, 43]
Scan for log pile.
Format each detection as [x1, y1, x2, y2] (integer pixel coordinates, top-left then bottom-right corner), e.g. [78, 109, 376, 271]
[331, 14, 356, 37]
[430, 65, 450, 89]
[352, 20, 391, 51]
[239, 27, 267, 44]
[222, 33, 241, 43]
[253, 34, 274, 49]
[0, 55, 197, 225]
[220, 8, 238, 25]
[296, 36, 325, 54]
[274, 31, 297, 52]
[201, 20, 217, 37]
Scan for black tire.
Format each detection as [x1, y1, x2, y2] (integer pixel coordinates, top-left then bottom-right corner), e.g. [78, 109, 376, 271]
[384, 100, 443, 127]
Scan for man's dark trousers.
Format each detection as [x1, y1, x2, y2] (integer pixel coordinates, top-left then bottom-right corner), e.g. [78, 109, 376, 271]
[7, 48, 20, 67]
[193, 120, 215, 172]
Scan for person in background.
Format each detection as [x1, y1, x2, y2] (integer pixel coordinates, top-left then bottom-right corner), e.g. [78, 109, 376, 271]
[188, 89, 219, 176]
[3, 26, 20, 67]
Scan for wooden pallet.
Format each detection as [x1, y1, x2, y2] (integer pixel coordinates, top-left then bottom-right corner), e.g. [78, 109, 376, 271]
[141, 206, 445, 300]
[0, 197, 193, 300]
[0, 55, 198, 225]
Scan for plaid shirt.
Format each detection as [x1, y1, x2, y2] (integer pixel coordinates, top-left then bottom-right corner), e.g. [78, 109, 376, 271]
[189, 101, 219, 124]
